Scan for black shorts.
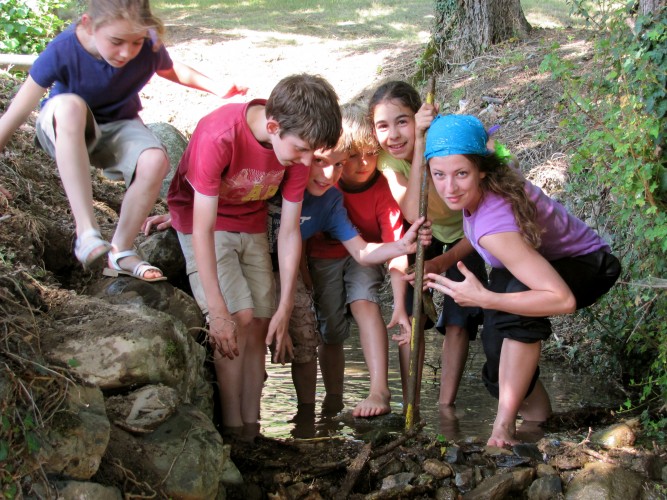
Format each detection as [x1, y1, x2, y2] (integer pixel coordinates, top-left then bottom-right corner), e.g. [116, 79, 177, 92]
[481, 250, 621, 399]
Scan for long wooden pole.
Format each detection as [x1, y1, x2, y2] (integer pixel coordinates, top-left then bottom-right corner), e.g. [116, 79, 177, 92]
[405, 77, 436, 431]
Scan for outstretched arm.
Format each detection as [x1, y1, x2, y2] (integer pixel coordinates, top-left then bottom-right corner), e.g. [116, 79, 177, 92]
[342, 217, 431, 265]
[0, 76, 46, 151]
[427, 232, 576, 316]
[157, 61, 248, 99]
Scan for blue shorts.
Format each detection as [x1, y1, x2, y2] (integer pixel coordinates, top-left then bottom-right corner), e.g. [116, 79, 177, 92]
[308, 256, 385, 344]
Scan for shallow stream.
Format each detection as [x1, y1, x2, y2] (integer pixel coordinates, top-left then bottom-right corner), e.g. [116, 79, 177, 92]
[261, 314, 625, 441]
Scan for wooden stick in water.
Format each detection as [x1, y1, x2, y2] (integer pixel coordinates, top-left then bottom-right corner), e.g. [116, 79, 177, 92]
[405, 76, 436, 431]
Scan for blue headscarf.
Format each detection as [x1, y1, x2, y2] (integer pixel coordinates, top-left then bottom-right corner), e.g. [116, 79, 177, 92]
[424, 114, 490, 161]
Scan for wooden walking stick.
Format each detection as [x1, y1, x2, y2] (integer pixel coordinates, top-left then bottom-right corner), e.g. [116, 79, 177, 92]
[405, 77, 436, 431]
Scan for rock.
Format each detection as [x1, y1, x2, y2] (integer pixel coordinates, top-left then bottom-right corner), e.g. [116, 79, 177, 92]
[142, 405, 227, 500]
[454, 467, 476, 493]
[462, 472, 514, 499]
[564, 462, 645, 499]
[220, 444, 243, 485]
[591, 421, 637, 448]
[423, 458, 453, 479]
[36, 384, 109, 480]
[33, 480, 122, 499]
[435, 486, 459, 500]
[513, 443, 543, 460]
[42, 296, 208, 398]
[527, 475, 562, 500]
[381, 472, 414, 490]
[146, 122, 188, 200]
[89, 271, 203, 335]
[536, 463, 558, 477]
[137, 229, 188, 284]
[106, 384, 180, 433]
[510, 467, 535, 492]
[443, 444, 464, 464]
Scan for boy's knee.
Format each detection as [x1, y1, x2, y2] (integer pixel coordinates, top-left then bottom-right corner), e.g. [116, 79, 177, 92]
[232, 309, 254, 328]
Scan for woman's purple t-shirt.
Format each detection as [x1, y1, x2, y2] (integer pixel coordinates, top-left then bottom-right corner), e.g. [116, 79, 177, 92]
[464, 180, 610, 269]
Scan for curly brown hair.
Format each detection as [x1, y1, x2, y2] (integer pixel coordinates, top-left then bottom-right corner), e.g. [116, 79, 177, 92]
[468, 154, 542, 248]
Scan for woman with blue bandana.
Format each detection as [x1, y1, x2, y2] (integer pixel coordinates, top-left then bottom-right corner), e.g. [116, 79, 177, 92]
[424, 114, 621, 447]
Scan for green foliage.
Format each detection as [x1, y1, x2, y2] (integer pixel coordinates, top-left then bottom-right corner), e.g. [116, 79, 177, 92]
[541, 2, 667, 438]
[0, 0, 66, 55]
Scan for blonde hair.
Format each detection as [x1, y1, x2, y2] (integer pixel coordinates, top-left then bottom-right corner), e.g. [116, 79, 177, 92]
[338, 102, 380, 154]
[85, 0, 165, 48]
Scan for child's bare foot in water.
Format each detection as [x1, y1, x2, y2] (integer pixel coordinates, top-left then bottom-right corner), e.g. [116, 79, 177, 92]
[352, 391, 391, 418]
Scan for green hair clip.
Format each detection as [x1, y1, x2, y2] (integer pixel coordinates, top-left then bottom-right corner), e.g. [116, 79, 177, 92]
[493, 140, 513, 165]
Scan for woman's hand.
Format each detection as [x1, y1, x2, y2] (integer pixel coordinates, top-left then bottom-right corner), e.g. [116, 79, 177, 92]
[208, 315, 240, 360]
[427, 261, 489, 307]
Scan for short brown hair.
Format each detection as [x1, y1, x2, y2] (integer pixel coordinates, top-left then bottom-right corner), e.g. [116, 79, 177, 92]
[265, 74, 342, 151]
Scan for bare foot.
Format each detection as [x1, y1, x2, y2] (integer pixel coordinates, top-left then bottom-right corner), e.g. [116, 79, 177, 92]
[352, 392, 391, 418]
[487, 420, 519, 448]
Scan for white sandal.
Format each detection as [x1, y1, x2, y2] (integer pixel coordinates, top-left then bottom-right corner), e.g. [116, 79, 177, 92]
[102, 249, 167, 282]
[74, 229, 112, 268]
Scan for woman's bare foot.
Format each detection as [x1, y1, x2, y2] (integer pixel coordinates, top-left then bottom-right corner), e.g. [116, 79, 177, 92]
[352, 391, 391, 418]
[487, 420, 519, 448]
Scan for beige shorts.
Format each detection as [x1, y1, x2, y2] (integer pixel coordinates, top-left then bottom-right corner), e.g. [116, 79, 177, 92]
[273, 271, 321, 364]
[177, 231, 276, 318]
[35, 94, 165, 187]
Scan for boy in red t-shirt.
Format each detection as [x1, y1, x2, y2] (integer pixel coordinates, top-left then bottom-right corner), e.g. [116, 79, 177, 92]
[308, 103, 409, 418]
[167, 74, 341, 437]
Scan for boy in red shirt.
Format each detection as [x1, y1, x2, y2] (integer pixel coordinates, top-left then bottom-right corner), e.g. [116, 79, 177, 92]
[167, 74, 341, 437]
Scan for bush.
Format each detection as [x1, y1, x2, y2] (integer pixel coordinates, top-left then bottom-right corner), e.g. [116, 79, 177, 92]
[540, 2, 666, 439]
[0, 0, 66, 55]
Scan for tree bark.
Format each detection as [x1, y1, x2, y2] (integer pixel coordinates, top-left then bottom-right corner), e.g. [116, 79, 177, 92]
[639, 0, 665, 16]
[435, 0, 531, 66]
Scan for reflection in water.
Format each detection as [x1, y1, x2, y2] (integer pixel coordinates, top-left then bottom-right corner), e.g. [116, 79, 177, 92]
[261, 321, 624, 441]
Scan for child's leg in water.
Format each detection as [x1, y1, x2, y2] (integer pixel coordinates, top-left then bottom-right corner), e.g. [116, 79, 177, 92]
[350, 299, 391, 417]
[439, 325, 470, 406]
[489, 339, 551, 447]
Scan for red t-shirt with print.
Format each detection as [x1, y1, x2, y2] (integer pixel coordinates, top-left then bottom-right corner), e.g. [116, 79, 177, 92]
[167, 99, 308, 234]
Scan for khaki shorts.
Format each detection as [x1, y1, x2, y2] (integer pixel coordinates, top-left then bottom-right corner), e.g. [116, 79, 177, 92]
[273, 271, 321, 364]
[35, 94, 165, 187]
[308, 256, 385, 344]
[177, 231, 276, 318]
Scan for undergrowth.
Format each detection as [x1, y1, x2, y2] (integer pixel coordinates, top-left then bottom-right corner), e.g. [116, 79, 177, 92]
[540, 1, 667, 439]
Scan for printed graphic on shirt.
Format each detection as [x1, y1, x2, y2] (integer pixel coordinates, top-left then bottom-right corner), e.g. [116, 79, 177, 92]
[219, 169, 283, 203]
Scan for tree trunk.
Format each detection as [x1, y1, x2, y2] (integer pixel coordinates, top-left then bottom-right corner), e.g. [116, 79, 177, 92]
[639, 0, 665, 16]
[434, 0, 531, 66]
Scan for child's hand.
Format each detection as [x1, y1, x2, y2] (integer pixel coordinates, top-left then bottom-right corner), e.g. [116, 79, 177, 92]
[415, 102, 438, 137]
[401, 217, 432, 254]
[387, 310, 411, 346]
[221, 84, 249, 99]
[266, 309, 295, 364]
[208, 315, 239, 359]
[142, 213, 172, 235]
[427, 261, 487, 307]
